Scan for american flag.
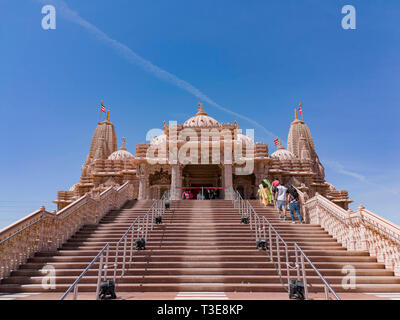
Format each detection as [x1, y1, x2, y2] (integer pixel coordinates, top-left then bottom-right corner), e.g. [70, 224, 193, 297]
[274, 138, 279, 146]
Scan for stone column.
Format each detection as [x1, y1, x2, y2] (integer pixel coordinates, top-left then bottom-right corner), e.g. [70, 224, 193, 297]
[137, 163, 147, 200]
[170, 164, 179, 200]
[224, 164, 233, 200]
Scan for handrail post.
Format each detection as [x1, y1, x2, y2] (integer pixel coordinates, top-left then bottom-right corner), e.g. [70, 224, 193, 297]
[285, 243, 290, 290]
[96, 253, 104, 300]
[277, 235, 281, 277]
[295, 246, 300, 280]
[269, 224, 273, 262]
[300, 253, 309, 300]
[73, 285, 78, 300]
[103, 246, 109, 280]
[130, 226, 134, 262]
[324, 285, 329, 300]
[113, 244, 119, 282]
[151, 206, 154, 231]
[122, 237, 127, 278]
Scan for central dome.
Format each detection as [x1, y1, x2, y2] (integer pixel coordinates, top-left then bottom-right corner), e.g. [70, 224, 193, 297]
[183, 102, 221, 128]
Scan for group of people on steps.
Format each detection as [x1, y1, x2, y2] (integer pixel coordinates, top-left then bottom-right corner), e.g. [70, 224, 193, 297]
[262, 178, 304, 224]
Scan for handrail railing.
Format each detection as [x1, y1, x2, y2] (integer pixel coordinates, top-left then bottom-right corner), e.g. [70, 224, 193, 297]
[0, 182, 133, 280]
[60, 243, 110, 300]
[294, 243, 340, 300]
[305, 193, 400, 275]
[60, 190, 170, 300]
[230, 187, 340, 300]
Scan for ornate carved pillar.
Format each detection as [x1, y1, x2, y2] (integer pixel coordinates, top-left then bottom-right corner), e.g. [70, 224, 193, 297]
[137, 163, 147, 200]
[224, 164, 233, 200]
[170, 164, 181, 200]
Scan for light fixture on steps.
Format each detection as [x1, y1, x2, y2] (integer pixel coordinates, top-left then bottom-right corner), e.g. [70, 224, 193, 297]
[289, 280, 305, 300]
[256, 239, 266, 250]
[99, 280, 117, 300]
[155, 216, 162, 224]
[135, 238, 146, 250]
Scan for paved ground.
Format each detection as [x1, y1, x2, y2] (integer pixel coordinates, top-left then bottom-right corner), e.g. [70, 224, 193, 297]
[1, 291, 390, 300]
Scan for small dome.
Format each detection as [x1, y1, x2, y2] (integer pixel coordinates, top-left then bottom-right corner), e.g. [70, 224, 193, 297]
[151, 133, 167, 146]
[108, 149, 134, 160]
[108, 137, 134, 160]
[271, 145, 296, 160]
[183, 102, 220, 128]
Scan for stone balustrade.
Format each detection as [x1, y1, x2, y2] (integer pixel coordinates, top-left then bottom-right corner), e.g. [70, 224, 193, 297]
[304, 193, 400, 276]
[0, 182, 134, 280]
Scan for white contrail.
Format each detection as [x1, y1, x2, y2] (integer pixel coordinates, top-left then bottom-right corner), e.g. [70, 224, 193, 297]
[37, 0, 279, 141]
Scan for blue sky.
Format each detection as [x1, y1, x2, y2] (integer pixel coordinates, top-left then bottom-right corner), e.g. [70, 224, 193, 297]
[0, 0, 399, 229]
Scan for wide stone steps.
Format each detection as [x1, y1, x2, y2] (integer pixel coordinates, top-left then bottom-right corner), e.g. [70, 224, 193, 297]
[4, 275, 400, 285]
[26, 254, 377, 263]
[1, 199, 400, 298]
[2, 282, 400, 293]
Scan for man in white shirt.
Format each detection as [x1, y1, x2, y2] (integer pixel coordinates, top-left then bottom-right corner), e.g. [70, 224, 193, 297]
[274, 182, 288, 220]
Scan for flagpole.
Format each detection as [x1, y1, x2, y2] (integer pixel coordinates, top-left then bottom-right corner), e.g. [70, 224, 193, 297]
[300, 102, 303, 121]
[99, 100, 102, 123]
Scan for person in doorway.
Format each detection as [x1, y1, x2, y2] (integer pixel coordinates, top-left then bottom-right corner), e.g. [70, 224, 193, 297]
[286, 185, 304, 224]
[204, 188, 210, 200]
[274, 182, 288, 220]
[210, 189, 215, 200]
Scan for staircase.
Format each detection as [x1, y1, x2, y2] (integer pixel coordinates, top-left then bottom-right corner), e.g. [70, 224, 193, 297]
[0, 200, 153, 294]
[249, 200, 400, 294]
[1, 199, 400, 297]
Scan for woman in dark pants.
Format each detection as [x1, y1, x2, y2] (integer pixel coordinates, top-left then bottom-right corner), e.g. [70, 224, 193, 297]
[286, 185, 304, 224]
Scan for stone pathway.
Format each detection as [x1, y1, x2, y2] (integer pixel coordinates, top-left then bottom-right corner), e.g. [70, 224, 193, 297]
[365, 292, 400, 300]
[175, 292, 229, 300]
[0, 293, 41, 300]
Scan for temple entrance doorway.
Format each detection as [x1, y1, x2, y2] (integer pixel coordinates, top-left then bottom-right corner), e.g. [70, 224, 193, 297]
[233, 173, 256, 199]
[182, 164, 222, 198]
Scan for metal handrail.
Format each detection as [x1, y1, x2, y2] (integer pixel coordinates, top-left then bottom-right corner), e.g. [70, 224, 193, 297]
[112, 192, 169, 283]
[60, 190, 170, 300]
[230, 188, 340, 300]
[294, 243, 340, 300]
[113, 217, 140, 282]
[60, 243, 110, 300]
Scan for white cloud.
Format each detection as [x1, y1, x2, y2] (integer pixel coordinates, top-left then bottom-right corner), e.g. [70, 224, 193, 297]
[324, 160, 366, 182]
[37, 0, 280, 142]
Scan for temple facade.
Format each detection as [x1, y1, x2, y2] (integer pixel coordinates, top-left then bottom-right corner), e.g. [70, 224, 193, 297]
[54, 104, 352, 210]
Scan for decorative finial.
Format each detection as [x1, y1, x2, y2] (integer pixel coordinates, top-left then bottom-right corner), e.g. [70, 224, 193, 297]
[120, 137, 127, 150]
[196, 102, 207, 116]
[163, 120, 167, 131]
[295, 108, 298, 120]
[107, 110, 110, 121]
